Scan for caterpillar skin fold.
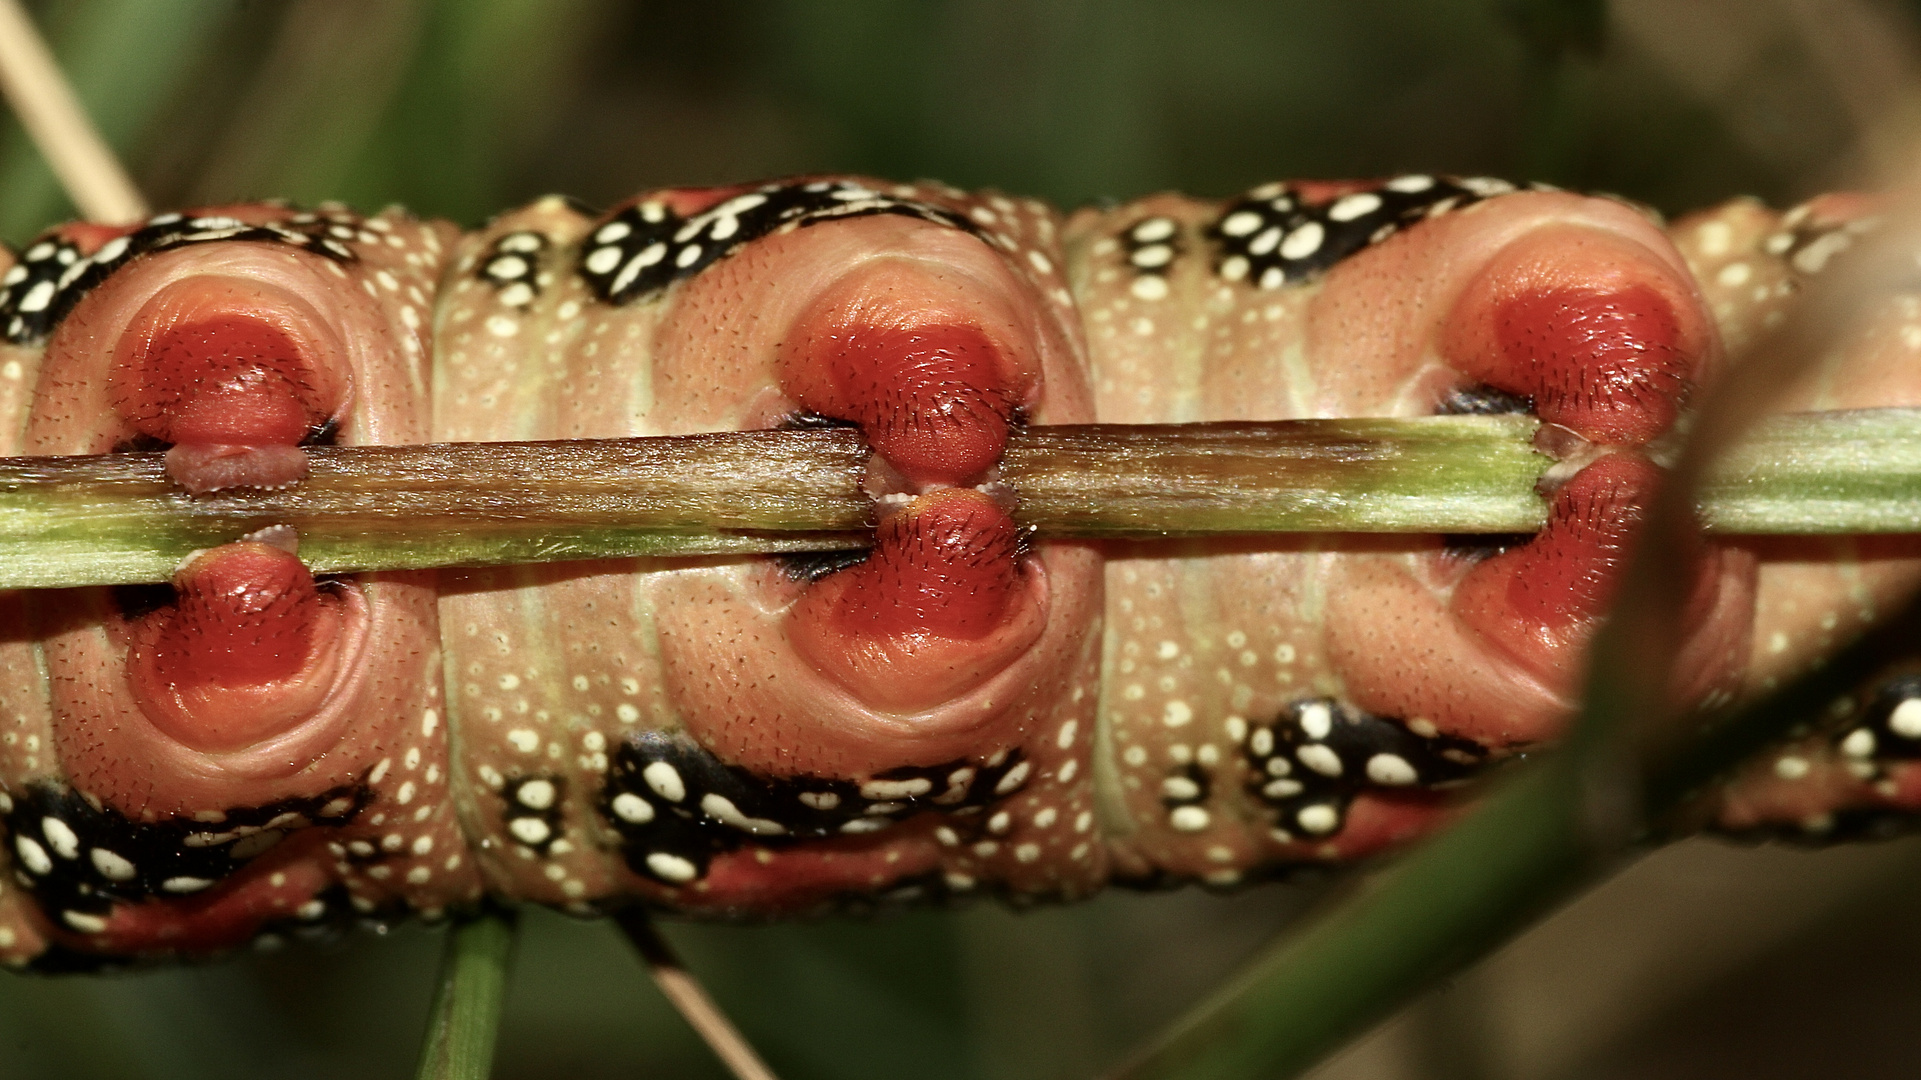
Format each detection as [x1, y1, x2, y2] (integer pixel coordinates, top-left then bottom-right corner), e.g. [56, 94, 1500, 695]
[0, 178, 1914, 967]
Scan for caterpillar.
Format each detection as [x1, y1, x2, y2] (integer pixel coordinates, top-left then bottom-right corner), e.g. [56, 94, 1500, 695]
[0, 173, 1915, 969]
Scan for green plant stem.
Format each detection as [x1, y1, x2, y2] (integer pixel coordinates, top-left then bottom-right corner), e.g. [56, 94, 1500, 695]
[414, 908, 517, 1080]
[1004, 415, 1549, 535]
[1, 408, 1918, 588]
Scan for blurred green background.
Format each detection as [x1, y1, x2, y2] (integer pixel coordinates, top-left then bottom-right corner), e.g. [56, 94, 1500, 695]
[5, 1, 1921, 1078]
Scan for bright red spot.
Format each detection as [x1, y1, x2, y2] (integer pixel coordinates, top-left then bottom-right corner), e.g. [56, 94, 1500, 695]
[125, 542, 343, 752]
[112, 315, 321, 446]
[1492, 284, 1689, 445]
[788, 323, 1016, 486]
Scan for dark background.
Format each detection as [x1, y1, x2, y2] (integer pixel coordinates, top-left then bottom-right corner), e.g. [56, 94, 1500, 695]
[4, 1, 1921, 1078]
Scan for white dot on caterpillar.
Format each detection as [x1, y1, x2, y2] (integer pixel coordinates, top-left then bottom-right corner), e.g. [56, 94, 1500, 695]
[1297, 745, 1342, 777]
[1299, 702, 1333, 740]
[1170, 806, 1210, 832]
[1297, 804, 1340, 834]
[995, 761, 1032, 795]
[90, 848, 135, 881]
[1328, 192, 1382, 221]
[1366, 753, 1418, 786]
[642, 762, 686, 802]
[1280, 222, 1324, 259]
[1221, 211, 1262, 237]
[13, 836, 48, 875]
[1132, 217, 1176, 242]
[861, 777, 932, 800]
[40, 818, 77, 860]
[1890, 698, 1921, 739]
[1841, 727, 1877, 758]
[1131, 275, 1169, 301]
[1162, 776, 1201, 800]
[63, 911, 107, 934]
[509, 817, 551, 845]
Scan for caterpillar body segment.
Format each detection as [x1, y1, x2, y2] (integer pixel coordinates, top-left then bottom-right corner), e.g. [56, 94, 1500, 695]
[0, 177, 1911, 965]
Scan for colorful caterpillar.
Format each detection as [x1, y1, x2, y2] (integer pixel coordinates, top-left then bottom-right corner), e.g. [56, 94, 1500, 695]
[0, 173, 1915, 969]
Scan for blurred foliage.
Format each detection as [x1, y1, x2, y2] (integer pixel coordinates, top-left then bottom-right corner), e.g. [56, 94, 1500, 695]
[0, 2, 1919, 1079]
[0, 0, 1885, 243]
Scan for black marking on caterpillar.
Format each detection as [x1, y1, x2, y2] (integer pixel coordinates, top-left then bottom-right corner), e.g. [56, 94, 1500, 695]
[1764, 204, 1884, 277]
[475, 230, 547, 308]
[1206, 175, 1537, 291]
[1118, 214, 1182, 300]
[1440, 384, 1535, 416]
[500, 774, 566, 853]
[1832, 675, 1921, 777]
[2, 780, 370, 936]
[577, 179, 978, 306]
[0, 207, 371, 345]
[1243, 698, 1490, 842]
[24, 883, 375, 974]
[598, 730, 1031, 885]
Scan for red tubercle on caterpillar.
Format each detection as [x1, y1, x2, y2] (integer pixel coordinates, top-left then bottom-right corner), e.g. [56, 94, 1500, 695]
[113, 314, 321, 446]
[782, 321, 1017, 487]
[1442, 223, 1715, 445]
[124, 542, 348, 754]
[787, 488, 1045, 712]
[777, 256, 1034, 488]
[107, 277, 349, 493]
[1453, 454, 1754, 698]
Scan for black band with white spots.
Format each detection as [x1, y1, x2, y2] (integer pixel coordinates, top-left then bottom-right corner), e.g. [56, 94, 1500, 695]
[475, 230, 547, 308]
[1834, 675, 1921, 772]
[3, 780, 368, 937]
[1243, 698, 1489, 843]
[599, 731, 1031, 886]
[0, 208, 372, 345]
[1119, 215, 1181, 302]
[577, 179, 977, 306]
[501, 774, 566, 853]
[1206, 175, 1532, 291]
